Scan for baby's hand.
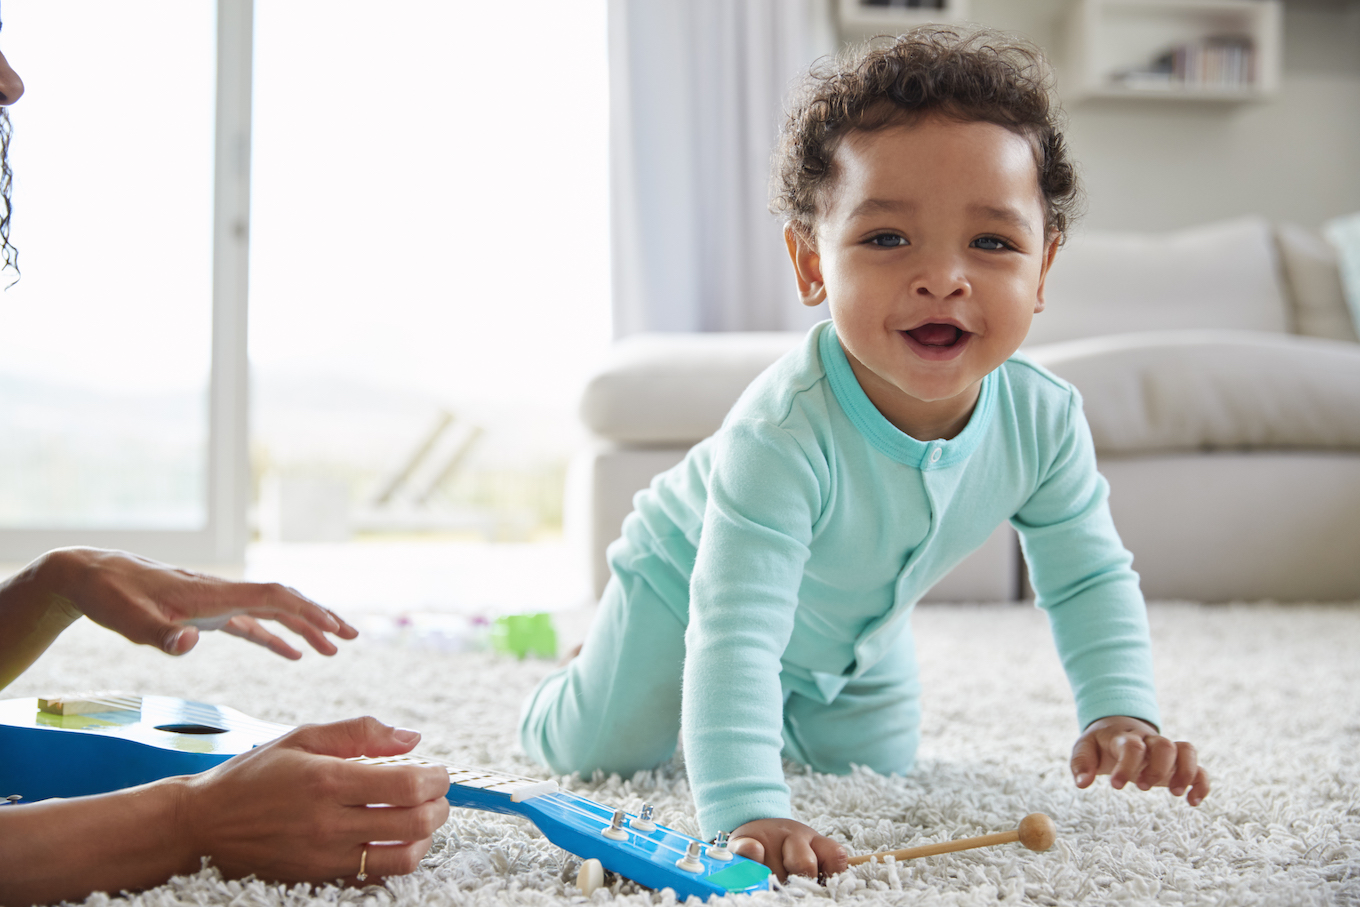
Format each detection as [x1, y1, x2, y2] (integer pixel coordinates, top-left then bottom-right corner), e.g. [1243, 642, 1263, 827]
[729, 817, 847, 881]
[1071, 716, 1210, 806]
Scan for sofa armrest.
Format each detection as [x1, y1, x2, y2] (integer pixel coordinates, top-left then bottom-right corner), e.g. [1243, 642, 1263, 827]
[580, 332, 803, 444]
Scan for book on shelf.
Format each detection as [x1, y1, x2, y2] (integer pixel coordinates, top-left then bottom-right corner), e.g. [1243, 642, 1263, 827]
[856, 0, 948, 9]
[1110, 35, 1256, 92]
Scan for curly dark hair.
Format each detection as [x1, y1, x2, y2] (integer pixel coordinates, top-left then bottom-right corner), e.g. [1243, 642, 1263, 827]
[771, 26, 1081, 244]
[0, 107, 17, 284]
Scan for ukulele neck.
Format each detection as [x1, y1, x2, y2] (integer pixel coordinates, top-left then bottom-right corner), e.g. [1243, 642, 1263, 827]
[351, 755, 559, 802]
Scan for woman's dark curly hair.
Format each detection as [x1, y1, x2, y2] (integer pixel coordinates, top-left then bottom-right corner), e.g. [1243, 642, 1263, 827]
[0, 107, 18, 284]
[771, 26, 1081, 244]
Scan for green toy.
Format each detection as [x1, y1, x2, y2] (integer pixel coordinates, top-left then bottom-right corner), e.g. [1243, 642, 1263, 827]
[490, 612, 557, 660]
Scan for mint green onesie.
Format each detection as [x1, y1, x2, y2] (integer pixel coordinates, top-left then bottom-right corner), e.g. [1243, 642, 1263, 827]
[520, 321, 1160, 839]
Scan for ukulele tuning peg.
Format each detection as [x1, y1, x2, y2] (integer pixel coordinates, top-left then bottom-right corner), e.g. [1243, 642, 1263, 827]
[707, 830, 733, 861]
[601, 808, 629, 840]
[629, 803, 657, 833]
[576, 858, 605, 895]
[676, 839, 705, 873]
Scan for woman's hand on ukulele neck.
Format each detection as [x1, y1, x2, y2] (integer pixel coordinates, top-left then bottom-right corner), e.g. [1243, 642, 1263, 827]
[179, 716, 452, 883]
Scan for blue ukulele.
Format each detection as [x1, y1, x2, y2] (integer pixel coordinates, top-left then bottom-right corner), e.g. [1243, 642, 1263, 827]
[0, 692, 772, 899]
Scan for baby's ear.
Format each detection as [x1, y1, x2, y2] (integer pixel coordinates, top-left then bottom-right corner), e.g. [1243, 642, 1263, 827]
[1034, 232, 1061, 314]
[785, 224, 827, 307]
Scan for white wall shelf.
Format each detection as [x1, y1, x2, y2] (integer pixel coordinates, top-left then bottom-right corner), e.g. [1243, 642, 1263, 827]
[1064, 0, 1282, 102]
[837, 0, 970, 43]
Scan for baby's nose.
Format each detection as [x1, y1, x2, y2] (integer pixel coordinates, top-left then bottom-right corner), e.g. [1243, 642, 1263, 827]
[911, 266, 968, 299]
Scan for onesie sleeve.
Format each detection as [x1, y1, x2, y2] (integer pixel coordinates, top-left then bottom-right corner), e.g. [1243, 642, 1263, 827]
[1011, 390, 1162, 732]
[682, 417, 823, 839]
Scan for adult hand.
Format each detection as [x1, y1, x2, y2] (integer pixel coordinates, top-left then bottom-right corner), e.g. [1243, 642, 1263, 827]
[47, 547, 356, 659]
[0, 716, 452, 904]
[729, 816, 847, 881]
[1071, 715, 1210, 806]
[180, 717, 452, 883]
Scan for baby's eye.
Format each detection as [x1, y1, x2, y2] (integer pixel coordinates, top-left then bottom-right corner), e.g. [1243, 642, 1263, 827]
[868, 234, 907, 248]
[971, 236, 1012, 251]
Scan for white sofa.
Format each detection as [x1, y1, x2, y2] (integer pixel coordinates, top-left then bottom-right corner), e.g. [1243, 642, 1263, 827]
[568, 217, 1360, 603]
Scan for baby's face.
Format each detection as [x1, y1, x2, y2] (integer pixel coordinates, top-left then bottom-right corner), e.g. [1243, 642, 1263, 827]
[788, 115, 1057, 440]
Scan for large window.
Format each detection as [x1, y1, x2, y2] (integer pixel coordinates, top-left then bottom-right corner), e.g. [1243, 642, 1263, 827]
[0, 0, 610, 593]
[249, 0, 610, 550]
[0, 1, 251, 565]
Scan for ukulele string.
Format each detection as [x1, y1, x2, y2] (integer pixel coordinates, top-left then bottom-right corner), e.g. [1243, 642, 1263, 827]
[546, 791, 698, 859]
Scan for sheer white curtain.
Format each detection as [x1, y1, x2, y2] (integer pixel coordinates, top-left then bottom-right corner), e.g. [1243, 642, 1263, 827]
[609, 0, 836, 336]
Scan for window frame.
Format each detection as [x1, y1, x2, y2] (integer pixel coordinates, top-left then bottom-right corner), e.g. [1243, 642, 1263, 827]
[0, 0, 252, 566]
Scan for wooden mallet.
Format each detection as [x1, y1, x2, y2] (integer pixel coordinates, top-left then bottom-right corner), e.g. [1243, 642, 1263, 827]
[847, 813, 1057, 865]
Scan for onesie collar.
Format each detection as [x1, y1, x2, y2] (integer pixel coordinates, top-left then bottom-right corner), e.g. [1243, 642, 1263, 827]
[818, 320, 995, 470]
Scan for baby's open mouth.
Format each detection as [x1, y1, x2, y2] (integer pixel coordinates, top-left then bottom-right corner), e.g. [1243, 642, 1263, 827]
[904, 324, 966, 347]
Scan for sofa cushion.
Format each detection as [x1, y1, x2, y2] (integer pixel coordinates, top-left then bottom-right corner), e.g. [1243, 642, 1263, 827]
[1026, 217, 1291, 347]
[1276, 223, 1358, 343]
[580, 331, 803, 443]
[1325, 212, 1360, 337]
[1029, 330, 1360, 454]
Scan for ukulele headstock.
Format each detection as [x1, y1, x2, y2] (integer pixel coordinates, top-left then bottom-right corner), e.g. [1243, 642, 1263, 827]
[510, 790, 773, 898]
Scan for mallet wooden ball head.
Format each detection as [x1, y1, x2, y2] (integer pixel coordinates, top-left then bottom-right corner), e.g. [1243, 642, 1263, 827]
[1017, 813, 1057, 852]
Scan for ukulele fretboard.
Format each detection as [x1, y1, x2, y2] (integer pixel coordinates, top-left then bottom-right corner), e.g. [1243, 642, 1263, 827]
[352, 755, 558, 802]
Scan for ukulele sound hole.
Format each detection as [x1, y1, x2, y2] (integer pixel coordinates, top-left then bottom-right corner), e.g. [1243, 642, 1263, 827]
[154, 723, 228, 735]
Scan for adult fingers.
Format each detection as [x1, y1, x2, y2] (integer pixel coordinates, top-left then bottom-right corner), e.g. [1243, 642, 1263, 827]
[281, 612, 344, 655]
[1167, 742, 1199, 798]
[166, 624, 200, 655]
[328, 762, 452, 810]
[1070, 733, 1100, 788]
[235, 591, 356, 655]
[184, 578, 353, 646]
[244, 609, 339, 656]
[286, 717, 424, 760]
[277, 721, 451, 808]
[332, 798, 451, 843]
[1136, 735, 1178, 790]
[207, 580, 339, 628]
[781, 835, 819, 879]
[256, 584, 356, 642]
[347, 839, 438, 885]
[222, 615, 304, 660]
[332, 611, 358, 638]
[1108, 733, 1146, 790]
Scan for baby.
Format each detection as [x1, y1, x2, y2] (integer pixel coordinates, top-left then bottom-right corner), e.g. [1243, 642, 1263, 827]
[520, 26, 1209, 880]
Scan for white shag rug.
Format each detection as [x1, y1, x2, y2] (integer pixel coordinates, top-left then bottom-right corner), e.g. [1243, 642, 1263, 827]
[7, 601, 1360, 907]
